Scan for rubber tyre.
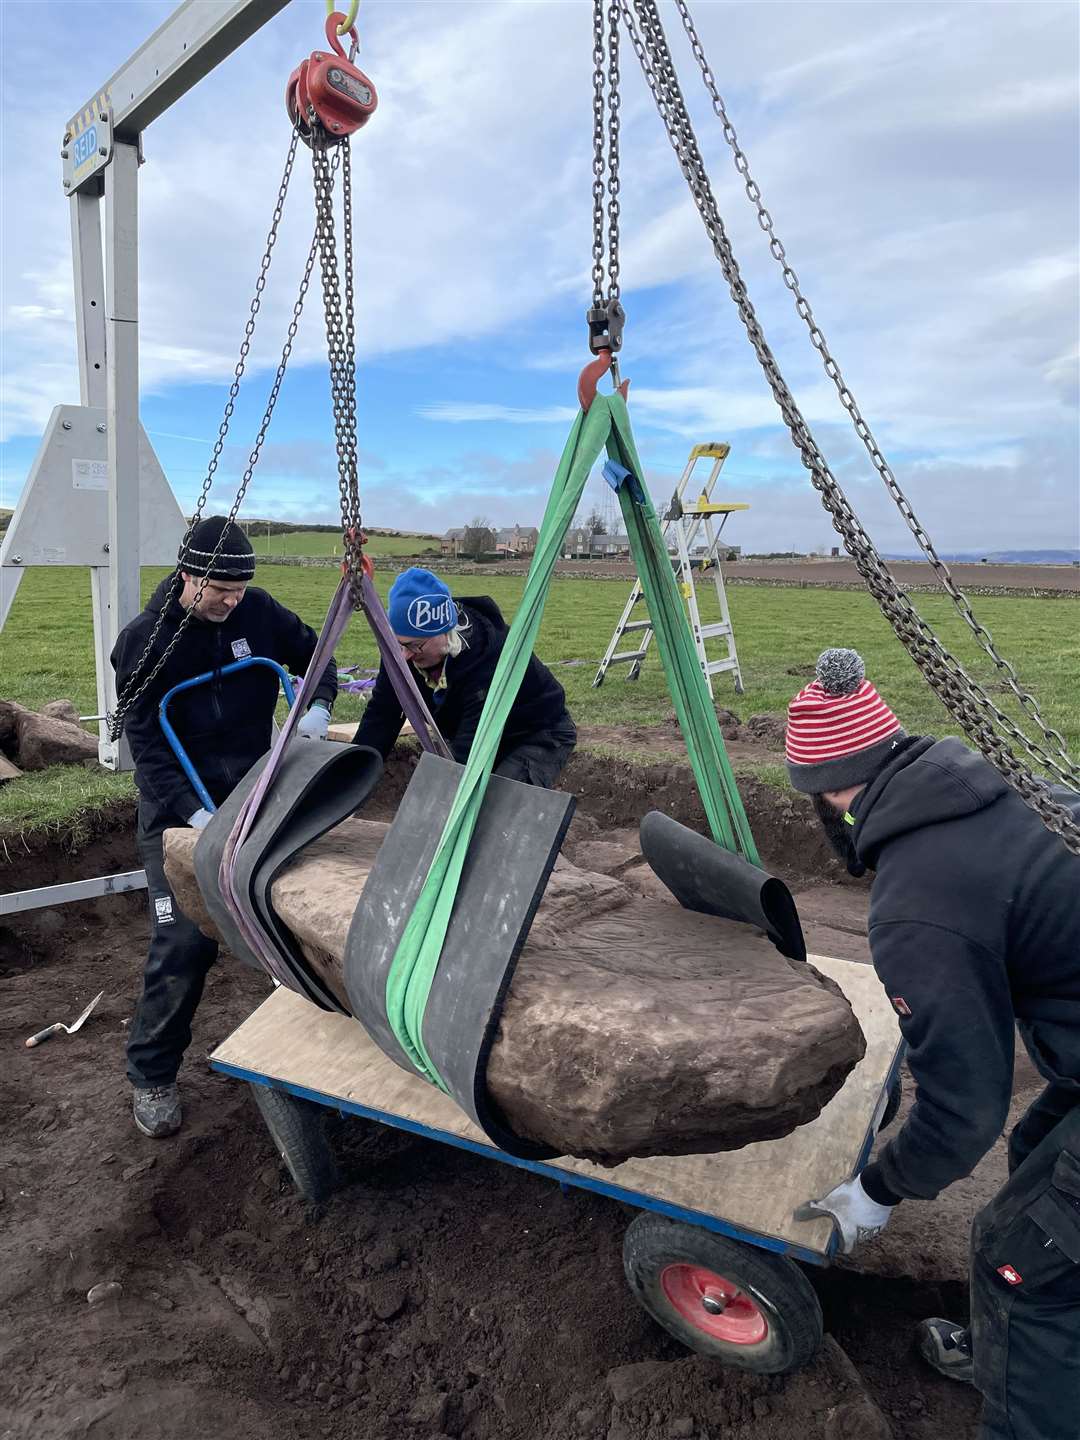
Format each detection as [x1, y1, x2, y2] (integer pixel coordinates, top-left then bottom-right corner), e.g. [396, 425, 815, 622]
[249, 1084, 338, 1204]
[623, 1214, 822, 1374]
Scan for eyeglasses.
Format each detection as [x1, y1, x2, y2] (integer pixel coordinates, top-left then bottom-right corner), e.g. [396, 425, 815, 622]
[397, 637, 430, 655]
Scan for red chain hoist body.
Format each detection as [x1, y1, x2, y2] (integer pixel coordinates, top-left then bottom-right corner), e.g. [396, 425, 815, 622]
[286, 12, 377, 140]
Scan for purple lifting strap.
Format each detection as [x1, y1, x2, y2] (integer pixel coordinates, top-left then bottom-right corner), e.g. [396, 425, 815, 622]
[217, 575, 450, 989]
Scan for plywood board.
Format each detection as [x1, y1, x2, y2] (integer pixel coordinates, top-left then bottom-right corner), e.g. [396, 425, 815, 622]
[327, 719, 415, 743]
[212, 955, 900, 1260]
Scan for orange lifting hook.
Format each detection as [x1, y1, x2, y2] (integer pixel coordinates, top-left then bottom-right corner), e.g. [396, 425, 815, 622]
[578, 349, 630, 414]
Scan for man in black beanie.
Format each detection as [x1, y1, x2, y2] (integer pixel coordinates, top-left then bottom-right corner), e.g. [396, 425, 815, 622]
[111, 516, 338, 1139]
[788, 648, 1080, 1440]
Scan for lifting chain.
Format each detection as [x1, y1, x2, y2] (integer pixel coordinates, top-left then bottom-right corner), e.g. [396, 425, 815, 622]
[108, 131, 329, 740]
[588, 0, 625, 363]
[309, 119, 367, 604]
[669, 0, 1080, 793]
[620, 0, 1080, 853]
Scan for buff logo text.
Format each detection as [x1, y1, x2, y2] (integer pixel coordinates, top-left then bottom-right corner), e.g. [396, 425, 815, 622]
[407, 596, 454, 632]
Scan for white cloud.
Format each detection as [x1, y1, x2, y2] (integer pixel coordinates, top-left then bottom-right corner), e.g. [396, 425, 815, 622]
[0, 0, 1076, 550]
[417, 402, 579, 425]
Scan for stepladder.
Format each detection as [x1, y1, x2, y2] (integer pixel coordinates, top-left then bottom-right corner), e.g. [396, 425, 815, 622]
[594, 443, 748, 697]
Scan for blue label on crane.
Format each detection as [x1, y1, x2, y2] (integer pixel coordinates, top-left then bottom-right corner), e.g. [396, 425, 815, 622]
[74, 127, 98, 169]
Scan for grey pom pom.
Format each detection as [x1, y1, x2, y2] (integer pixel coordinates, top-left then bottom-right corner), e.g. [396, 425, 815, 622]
[816, 648, 865, 696]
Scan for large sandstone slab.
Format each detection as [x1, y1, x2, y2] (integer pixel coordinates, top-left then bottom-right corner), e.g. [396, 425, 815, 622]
[164, 819, 865, 1164]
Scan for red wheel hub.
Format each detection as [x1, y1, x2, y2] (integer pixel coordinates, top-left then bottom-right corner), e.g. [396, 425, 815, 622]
[660, 1263, 768, 1345]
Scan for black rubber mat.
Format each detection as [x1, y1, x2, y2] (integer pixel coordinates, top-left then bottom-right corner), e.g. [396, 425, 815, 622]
[639, 810, 806, 963]
[344, 752, 574, 1159]
[195, 741, 384, 1011]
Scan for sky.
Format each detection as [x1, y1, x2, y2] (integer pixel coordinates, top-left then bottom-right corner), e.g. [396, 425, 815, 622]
[1, 0, 1077, 554]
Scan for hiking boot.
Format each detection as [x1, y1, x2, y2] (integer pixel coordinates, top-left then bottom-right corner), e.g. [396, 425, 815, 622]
[916, 1317, 974, 1383]
[132, 1084, 182, 1138]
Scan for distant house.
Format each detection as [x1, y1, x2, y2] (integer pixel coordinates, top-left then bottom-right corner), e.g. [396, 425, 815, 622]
[691, 542, 741, 562]
[441, 525, 497, 558]
[565, 528, 632, 559]
[494, 524, 539, 557]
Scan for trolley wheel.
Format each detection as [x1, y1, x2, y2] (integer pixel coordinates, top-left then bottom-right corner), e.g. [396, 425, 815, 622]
[878, 1073, 903, 1133]
[623, 1214, 822, 1374]
[249, 1083, 338, 1204]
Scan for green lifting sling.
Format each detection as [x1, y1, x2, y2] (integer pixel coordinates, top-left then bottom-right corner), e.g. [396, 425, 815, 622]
[383, 392, 759, 1089]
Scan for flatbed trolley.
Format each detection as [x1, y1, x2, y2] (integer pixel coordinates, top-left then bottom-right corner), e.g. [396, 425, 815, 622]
[212, 954, 902, 1375]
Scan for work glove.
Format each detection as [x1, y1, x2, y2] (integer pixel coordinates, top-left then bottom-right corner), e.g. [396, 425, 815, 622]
[296, 701, 331, 741]
[793, 1176, 895, 1255]
[188, 808, 213, 831]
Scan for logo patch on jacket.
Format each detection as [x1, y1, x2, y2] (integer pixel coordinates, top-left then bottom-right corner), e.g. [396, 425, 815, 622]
[154, 896, 175, 926]
[997, 1264, 1023, 1286]
[231, 638, 252, 660]
[891, 996, 912, 1017]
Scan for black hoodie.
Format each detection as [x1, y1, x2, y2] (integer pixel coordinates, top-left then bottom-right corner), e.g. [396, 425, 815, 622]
[853, 737, 1080, 1203]
[111, 574, 337, 832]
[352, 594, 574, 765]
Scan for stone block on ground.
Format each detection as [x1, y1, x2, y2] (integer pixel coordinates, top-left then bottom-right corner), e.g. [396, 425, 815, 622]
[0, 699, 30, 749]
[12, 710, 99, 770]
[0, 754, 23, 782]
[40, 700, 82, 725]
[164, 815, 865, 1165]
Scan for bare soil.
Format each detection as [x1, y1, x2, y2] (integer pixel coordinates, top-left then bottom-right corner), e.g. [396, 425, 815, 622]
[1, 742, 1022, 1440]
[435, 557, 1080, 597]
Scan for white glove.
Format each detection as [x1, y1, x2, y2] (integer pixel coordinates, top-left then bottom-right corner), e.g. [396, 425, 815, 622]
[296, 702, 331, 740]
[188, 807, 213, 831]
[794, 1176, 895, 1255]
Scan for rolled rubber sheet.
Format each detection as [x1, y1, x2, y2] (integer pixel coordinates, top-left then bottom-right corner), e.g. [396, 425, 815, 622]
[640, 810, 806, 963]
[195, 740, 384, 1009]
[344, 752, 574, 1160]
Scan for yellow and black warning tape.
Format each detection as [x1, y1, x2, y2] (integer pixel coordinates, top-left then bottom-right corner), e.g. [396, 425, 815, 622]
[67, 88, 112, 139]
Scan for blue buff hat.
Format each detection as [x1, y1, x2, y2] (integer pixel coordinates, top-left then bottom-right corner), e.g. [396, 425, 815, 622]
[387, 568, 458, 638]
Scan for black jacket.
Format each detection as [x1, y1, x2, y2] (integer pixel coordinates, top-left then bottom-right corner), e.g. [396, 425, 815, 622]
[856, 737, 1080, 1203]
[352, 594, 574, 765]
[111, 574, 337, 832]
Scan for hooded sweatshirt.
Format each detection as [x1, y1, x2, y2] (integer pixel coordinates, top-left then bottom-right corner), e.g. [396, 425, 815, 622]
[352, 594, 574, 765]
[111, 574, 337, 832]
[853, 737, 1080, 1203]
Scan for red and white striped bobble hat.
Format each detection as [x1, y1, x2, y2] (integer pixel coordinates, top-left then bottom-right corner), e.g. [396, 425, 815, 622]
[786, 649, 905, 794]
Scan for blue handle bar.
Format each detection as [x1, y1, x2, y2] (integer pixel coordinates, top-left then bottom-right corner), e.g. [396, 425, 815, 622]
[158, 657, 298, 815]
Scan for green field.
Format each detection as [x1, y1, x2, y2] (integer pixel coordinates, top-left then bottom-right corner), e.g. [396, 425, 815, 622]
[249, 530, 440, 558]
[1, 564, 1077, 838]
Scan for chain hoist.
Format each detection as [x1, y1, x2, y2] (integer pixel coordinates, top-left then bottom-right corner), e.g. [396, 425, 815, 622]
[286, 10, 377, 143]
[618, 0, 1080, 853]
[109, 9, 376, 739]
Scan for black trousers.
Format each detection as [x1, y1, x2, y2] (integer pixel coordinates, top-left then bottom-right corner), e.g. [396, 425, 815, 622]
[126, 809, 218, 1089]
[971, 1088, 1080, 1439]
[493, 718, 576, 790]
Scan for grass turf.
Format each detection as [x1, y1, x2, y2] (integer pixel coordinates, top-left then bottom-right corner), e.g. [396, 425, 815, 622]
[1, 564, 1076, 838]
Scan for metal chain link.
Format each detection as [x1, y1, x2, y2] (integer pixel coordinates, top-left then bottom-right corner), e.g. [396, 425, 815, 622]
[591, 0, 608, 309]
[606, 0, 622, 303]
[109, 130, 323, 739]
[621, 0, 1080, 852]
[670, 0, 1080, 789]
[309, 123, 366, 604]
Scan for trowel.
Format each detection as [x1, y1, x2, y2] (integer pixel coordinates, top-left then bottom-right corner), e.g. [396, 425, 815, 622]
[25, 990, 105, 1048]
